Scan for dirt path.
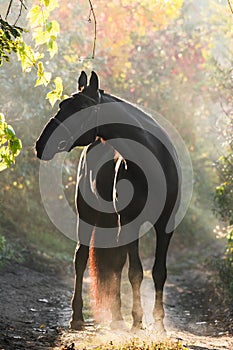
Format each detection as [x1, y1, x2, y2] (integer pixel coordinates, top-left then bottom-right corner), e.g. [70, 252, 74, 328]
[0, 241, 233, 350]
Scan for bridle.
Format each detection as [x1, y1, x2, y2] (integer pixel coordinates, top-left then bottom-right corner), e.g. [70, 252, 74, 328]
[51, 91, 102, 151]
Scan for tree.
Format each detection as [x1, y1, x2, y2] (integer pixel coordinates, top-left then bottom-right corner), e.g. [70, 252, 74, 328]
[213, 64, 233, 275]
[0, 0, 62, 170]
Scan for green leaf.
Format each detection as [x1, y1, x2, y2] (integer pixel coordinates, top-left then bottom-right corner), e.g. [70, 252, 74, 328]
[4, 126, 15, 138]
[10, 138, 22, 155]
[0, 113, 22, 171]
[45, 19, 52, 32]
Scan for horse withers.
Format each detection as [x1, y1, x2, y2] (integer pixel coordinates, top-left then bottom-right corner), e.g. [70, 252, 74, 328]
[35, 71, 181, 332]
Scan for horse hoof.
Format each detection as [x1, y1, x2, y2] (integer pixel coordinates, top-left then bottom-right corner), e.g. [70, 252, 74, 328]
[131, 322, 144, 333]
[110, 320, 128, 331]
[69, 320, 85, 330]
[153, 320, 167, 338]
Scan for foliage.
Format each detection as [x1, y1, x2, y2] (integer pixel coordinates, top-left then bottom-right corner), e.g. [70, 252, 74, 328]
[0, 17, 23, 65]
[208, 1, 233, 286]
[0, 113, 22, 171]
[213, 98, 233, 289]
[1, 0, 62, 104]
[214, 140, 233, 224]
[0, 0, 62, 170]
[217, 229, 233, 292]
[24, 0, 62, 105]
[0, 234, 24, 266]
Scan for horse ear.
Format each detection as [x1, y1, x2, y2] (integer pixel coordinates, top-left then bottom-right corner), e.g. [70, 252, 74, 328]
[89, 71, 99, 91]
[78, 71, 87, 91]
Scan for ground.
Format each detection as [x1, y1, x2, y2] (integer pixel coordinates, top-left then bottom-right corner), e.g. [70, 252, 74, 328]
[0, 237, 232, 350]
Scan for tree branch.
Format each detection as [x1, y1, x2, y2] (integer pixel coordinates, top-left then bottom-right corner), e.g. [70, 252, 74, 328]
[5, 0, 13, 20]
[88, 0, 97, 59]
[5, 0, 27, 24]
[14, 0, 26, 25]
[227, 0, 233, 15]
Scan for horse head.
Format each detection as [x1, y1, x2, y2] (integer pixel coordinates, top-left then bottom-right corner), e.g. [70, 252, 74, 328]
[35, 71, 101, 160]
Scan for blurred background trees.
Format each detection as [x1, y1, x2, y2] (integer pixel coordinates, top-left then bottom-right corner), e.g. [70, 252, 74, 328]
[0, 0, 232, 290]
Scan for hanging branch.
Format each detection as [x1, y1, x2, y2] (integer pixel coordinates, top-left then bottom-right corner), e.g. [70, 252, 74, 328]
[14, 0, 27, 25]
[5, 0, 27, 23]
[5, 0, 13, 20]
[88, 0, 97, 59]
[227, 0, 233, 15]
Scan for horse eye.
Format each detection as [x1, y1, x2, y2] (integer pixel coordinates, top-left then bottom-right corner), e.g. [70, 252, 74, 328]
[58, 140, 67, 151]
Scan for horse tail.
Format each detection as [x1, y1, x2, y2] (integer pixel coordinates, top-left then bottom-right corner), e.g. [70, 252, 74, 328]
[89, 229, 110, 321]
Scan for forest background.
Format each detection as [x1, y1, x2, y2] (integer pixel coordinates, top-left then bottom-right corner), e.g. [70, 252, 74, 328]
[0, 0, 232, 294]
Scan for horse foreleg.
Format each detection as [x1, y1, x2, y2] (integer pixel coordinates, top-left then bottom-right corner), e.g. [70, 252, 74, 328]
[152, 223, 173, 334]
[128, 240, 143, 329]
[70, 244, 89, 330]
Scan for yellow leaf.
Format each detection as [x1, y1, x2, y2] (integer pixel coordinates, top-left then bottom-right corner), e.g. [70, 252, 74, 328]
[43, 71, 52, 85]
[46, 91, 58, 107]
[27, 5, 47, 28]
[33, 29, 50, 46]
[46, 77, 63, 106]
[54, 77, 63, 96]
[43, 0, 58, 11]
[17, 42, 44, 72]
[0, 113, 5, 121]
[37, 61, 44, 77]
[62, 94, 70, 100]
[0, 163, 8, 172]
[48, 40, 58, 58]
[50, 20, 60, 36]
[35, 61, 51, 86]
[202, 48, 210, 60]
[35, 71, 51, 87]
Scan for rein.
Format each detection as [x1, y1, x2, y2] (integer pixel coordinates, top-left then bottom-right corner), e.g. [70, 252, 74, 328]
[51, 117, 74, 151]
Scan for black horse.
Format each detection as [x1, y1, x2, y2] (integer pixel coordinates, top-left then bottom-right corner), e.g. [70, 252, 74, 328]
[36, 71, 181, 332]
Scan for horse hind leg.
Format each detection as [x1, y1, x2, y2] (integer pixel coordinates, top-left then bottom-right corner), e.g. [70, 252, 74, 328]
[152, 221, 173, 334]
[108, 247, 128, 330]
[127, 240, 144, 330]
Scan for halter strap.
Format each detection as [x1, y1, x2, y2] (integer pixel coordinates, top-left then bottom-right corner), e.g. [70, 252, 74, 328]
[79, 90, 102, 105]
[51, 90, 102, 150]
[51, 117, 74, 140]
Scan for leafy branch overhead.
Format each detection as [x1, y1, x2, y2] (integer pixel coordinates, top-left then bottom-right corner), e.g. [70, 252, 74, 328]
[0, 113, 22, 172]
[0, 0, 98, 170]
[1, 0, 62, 106]
[0, 0, 61, 170]
[0, 17, 23, 66]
